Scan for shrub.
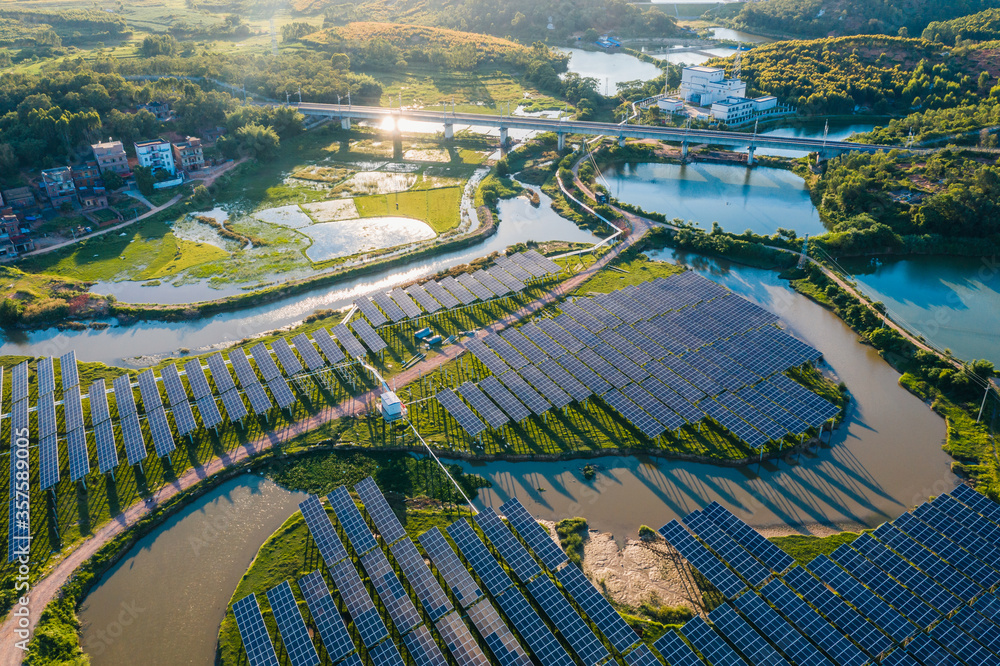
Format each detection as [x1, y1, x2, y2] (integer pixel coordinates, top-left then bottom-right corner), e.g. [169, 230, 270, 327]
[555, 517, 588, 564]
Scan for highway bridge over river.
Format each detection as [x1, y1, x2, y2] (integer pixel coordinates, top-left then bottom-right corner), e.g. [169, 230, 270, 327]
[294, 102, 904, 164]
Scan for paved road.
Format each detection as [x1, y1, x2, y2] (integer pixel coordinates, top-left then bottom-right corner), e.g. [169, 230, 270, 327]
[0, 212, 641, 664]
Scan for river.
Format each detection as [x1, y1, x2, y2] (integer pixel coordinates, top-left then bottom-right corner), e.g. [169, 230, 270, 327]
[556, 47, 664, 94]
[77, 475, 307, 666]
[842, 254, 1000, 366]
[459, 250, 954, 539]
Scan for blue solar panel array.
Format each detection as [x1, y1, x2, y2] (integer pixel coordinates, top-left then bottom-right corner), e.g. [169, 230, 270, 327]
[232, 594, 280, 666]
[265, 581, 319, 666]
[658, 520, 747, 599]
[297, 571, 356, 664]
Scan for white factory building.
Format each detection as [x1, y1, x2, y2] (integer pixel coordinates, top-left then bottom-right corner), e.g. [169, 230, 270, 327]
[711, 95, 778, 124]
[679, 66, 747, 106]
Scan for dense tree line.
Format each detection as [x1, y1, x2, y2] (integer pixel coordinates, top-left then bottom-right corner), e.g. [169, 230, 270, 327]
[720, 36, 986, 114]
[308, 0, 679, 43]
[923, 8, 1000, 43]
[729, 0, 1000, 38]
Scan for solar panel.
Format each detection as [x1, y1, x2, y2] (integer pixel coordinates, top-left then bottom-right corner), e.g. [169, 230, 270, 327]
[448, 519, 515, 597]
[232, 594, 280, 666]
[554, 313, 601, 347]
[497, 371, 550, 416]
[38, 390, 57, 437]
[474, 508, 542, 582]
[37, 357, 55, 395]
[473, 269, 509, 296]
[90, 382, 119, 474]
[892, 511, 1000, 590]
[297, 571, 356, 664]
[623, 383, 683, 432]
[60, 350, 79, 390]
[113, 375, 148, 466]
[653, 631, 704, 666]
[684, 510, 770, 586]
[577, 298, 620, 328]
[12, 361, 28, 402]
[360, 548, 425, 636]
[853, 532, 963, 613]
[553, 355, 611, 396]
[465, 338, 510, 376]
[508, 252, 546, 278]
[39, 432, 60, 491]
[401, 623, 447, 666]
[434, 610, 490, 666]
[458, 382, 509, 429]
[782, 565, 895, 659]
[65, 388, 90, 481]
[206, 353, 237, 394]
[518, 366, 571, 409]
[576, 348, 630, 389]
[328, 558, 389, 647]
[500, 499, 568, 571]
[535, 319, 583, 354]
[265, 581, 320, 666]
[495, 254, 533, 281]
[881, 648, 921, 666]
[249, 343, 282, 382]
[266, 377, 296, 410]
[499, 328, 547, 364]
[405, 283, 442, 314]
[243, 381, 273, 415]
[146, 407, 176, 458]
[441, 276, 476, 305]
[437, 389, 487, 437]
[298, 495, 348, 568]
[8, 399, 29, 563]
[195, 395, 224, 430]
[830, 544, 941, 629]
[758, 579, 869, 666]
[598, 329, 651, 366]
[681, 616, 749, 666]
[350, 318, 388, 354]
[419, 528, 485, 609]
[623, 643, 660, 666]
[467, 598, 532, 666]
[367, 639, 405, 666]
[216, 385, 249, 423]
[327, 486, 379, 556]
[928, 617, 998, 665]
[731, 593, 834, 666]
[951, 484, 1000, 529]
[523, 249, 561, 274]
[160, 366, 197, 437]
[391, 538, 453, 622]
[538, 358, 591, 403]
[182, 360, 211, 400]
[952, 602, 1000, 655]
[494, 588, 575, 666]
[425, 280, 461, 309]
[658, 520, 746, 599]
[555, 563, 640, 654]
[458, 272, 495, 300]
[291, 334, 326, 372]
[332, 324, 368, 360]
[137, 370, 164, 414]
[487, 266, 525, 293]
[483, 334, 529, 369]
[910, 503, 1000, 580]
[807, 555, 916, 643]
[390, 288, 422, 319]
[353, 477, 406, 545]
[312, 328, 346, 365]
[372, 291, 407, 322]
[561, 301, 606, 333]
[478, 376, 530, 423]
[354, 296, 389, 326]
[269, 338, 303, 377]
[230, 348, 261, 388]
[526, 575, 609, 666]
[602, 390, 665, 440]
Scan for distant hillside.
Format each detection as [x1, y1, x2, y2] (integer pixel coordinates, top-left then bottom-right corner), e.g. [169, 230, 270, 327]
[923, 8, 1000, 44]
[292, 0, 679, 43]
[706, 36, 996, 114]
[730, 0, 1000, 38]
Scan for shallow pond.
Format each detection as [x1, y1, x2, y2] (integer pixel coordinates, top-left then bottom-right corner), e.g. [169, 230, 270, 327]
[555, 47, 665, 93]
[303, 216, 437, 262]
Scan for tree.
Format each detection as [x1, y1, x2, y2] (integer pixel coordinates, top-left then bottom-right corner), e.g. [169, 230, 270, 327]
[133, 166, 155, 196]
[235, 123, 280, 161]
[102, 171, 125, 191]
[330, 53, 350, 70]
[583, 28, 600, 42]
[0, 299, 22, 327]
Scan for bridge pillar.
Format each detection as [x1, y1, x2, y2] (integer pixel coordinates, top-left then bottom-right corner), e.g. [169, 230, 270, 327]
[557, 132, 566, 151]
[499, 127, 508, 147]
[681, 140, 688, 161]
[618, 134, 626, 147]
[444, 123, 454, 140]
[340, 117, 351, 130]
[747, 147, 756, 166]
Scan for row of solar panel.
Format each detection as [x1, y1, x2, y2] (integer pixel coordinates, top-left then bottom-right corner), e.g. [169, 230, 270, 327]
[2, 323, 386, 499]
[353, 250, 560, 326]
[656, 486, 1000, 666]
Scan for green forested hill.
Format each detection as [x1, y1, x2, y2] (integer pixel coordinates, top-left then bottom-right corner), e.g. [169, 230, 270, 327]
[923, 8, 1000, 44]
[731, 0, 1000, 38]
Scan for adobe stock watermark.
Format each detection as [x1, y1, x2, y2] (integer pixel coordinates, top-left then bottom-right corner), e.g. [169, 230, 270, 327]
[10, 422, 32, 652]
[86, 600, 147, 656]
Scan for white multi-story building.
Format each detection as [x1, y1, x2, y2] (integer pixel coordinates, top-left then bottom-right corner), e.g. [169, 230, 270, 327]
[134, 139, 176, 176]
[679, 66, 747, 106]
[711, 95, 782, 124]
[657, 98, 684, 113]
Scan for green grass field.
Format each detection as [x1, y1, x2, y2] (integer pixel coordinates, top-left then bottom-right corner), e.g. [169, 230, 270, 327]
[769, 531, 862, 568]
[354, 186, 463, 233]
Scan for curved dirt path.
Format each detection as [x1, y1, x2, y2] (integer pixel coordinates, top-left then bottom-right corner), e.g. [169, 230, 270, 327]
[0, 211, 640, 664]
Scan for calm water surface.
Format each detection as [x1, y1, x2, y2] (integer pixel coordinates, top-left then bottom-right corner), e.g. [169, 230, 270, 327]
[460, 251, 953, 538]
[602, 161, 826, 236]
[843, 254, 1000, 365]
[78, 475, 306, 666]
[556, 47, 664, 93]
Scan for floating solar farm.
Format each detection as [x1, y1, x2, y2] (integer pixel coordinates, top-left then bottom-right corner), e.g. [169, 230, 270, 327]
[2, 321, 393, 563]
[233, 481, 1000, 666]
[437, 271, 840, 452]
[655, 484, 1000, 666]
[351, 250, 560, 328]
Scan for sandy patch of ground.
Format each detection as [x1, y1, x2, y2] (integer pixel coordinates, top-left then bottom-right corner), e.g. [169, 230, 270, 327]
[171, 216, 232, 250]
[403, 148, 451, 162]
[253, 204, 313, 228]
[289, 165, 355, 183]
[302, 216, 436, 262]
[302, 199, 360, 222]
[334, 171, 418, 196]
[540, 521, 702, 612]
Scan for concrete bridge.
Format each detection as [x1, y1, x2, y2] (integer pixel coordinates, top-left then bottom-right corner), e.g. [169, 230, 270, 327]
[294, 103, 903, 164]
